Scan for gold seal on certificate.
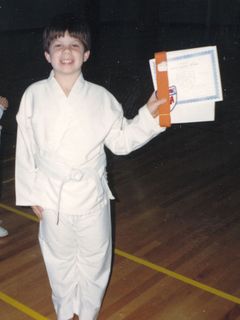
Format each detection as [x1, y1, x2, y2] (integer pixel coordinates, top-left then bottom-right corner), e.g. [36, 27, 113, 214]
[149, 46, 223, 124]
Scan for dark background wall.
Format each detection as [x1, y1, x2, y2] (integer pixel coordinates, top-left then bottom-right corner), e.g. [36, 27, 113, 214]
[0, 0, 240, 31]
[99, 0, 240, 26]
[0, 0, 239, 133]
[0, 0, 87, 30]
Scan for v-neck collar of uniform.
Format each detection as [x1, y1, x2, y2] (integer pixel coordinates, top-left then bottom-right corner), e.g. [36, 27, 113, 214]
[48, 70, 85, 99]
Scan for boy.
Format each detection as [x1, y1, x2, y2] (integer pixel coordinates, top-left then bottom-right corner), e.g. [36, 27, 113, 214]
[0, 95, 9, 237]
[15, 14, 166, 320]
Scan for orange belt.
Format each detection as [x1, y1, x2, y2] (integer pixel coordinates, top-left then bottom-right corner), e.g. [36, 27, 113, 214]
[154, 51, 171, 127]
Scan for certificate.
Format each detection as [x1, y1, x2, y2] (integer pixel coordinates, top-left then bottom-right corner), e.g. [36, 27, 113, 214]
[149, 46, 223, 123]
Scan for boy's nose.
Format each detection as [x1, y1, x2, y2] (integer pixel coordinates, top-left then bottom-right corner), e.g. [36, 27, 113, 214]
[63, 46, 71, 52]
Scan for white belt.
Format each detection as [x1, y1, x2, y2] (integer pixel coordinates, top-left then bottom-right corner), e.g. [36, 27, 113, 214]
[35, 153, 114, 224]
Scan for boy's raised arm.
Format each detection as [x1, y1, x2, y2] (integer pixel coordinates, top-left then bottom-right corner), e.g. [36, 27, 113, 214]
[104, 94, 166, 156]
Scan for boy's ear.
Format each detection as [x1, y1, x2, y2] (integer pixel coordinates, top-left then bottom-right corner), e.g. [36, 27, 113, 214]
[44, 51, 51, 63]
[83, 50, 90, 62]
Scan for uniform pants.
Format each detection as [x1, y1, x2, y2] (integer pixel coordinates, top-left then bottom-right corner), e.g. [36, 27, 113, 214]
[38, 201, 112, 320]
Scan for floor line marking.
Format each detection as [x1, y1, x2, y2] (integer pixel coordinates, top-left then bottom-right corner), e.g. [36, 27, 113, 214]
[0, 156, 15, 163]
[0, 291, 49, 320]
[0, 203, 38, 222]
[2, 177, 15, 184]
[115, 249, 240, 305]
[1, 202, 240, 307]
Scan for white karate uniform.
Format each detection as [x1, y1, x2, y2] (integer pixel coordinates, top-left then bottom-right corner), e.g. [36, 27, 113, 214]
[15, 71, 165, 320]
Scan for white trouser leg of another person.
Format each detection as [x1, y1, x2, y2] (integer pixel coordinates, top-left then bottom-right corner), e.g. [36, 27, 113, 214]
[38, 202, 112, 320]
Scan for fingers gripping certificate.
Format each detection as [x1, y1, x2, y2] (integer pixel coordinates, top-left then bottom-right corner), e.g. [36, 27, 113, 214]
[149, 46, 223, 124]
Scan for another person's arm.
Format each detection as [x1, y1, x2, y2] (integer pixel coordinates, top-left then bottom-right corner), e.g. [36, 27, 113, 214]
[0, 96, 8, 120]
[0, 96, 8, 110]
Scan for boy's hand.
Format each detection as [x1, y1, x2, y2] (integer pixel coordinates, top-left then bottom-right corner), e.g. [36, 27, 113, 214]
[0, 96, 8, 110]
[32, 205, 44, 220]
[147, 92, 166, 118]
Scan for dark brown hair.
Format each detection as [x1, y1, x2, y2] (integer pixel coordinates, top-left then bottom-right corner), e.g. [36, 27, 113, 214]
[43, 13, 91, 53]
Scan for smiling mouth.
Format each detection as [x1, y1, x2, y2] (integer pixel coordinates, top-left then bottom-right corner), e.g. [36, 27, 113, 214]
[61, 59, 73, 64]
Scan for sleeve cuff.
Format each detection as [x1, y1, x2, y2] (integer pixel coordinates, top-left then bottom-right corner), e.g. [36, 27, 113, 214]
[140, 105, 166, 132]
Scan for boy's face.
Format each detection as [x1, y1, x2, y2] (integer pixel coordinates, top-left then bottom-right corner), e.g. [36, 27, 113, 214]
[44, 31, 90, 79]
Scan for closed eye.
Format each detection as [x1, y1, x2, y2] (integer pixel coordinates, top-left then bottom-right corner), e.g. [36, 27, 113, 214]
[72, 43, 81, 48]
[53, 43, 62, 48]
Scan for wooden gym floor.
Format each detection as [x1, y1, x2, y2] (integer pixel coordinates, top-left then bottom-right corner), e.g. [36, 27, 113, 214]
[1, 23, 240, 319]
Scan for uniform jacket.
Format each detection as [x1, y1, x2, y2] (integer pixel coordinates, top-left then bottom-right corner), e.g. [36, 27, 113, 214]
[15, 72, 165, 215]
